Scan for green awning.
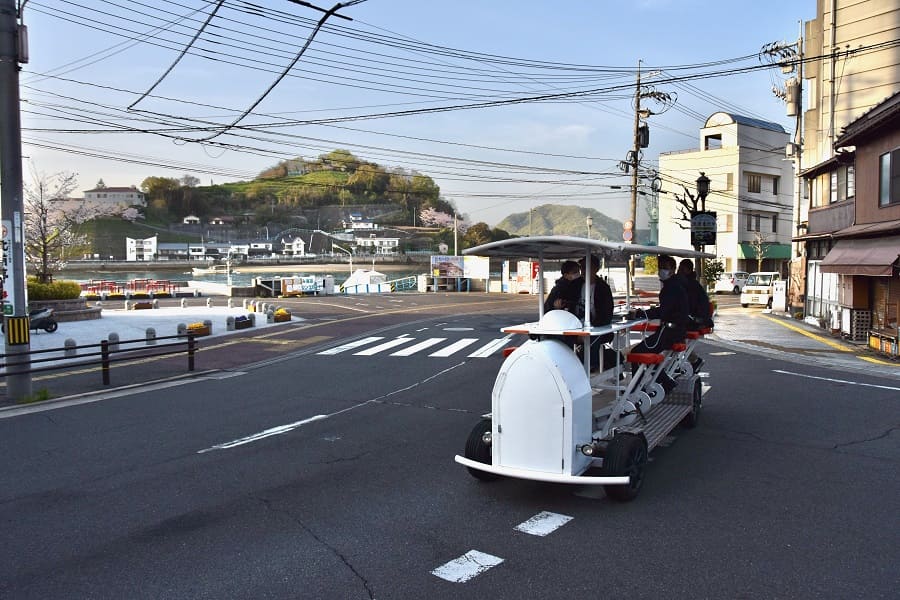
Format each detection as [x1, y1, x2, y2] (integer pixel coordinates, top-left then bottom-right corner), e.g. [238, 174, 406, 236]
[738, 242, 792, 259]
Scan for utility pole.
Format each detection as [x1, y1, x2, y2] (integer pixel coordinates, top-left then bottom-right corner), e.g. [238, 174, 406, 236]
[0, 0, 32, 400]
[629, 60, 642, 249]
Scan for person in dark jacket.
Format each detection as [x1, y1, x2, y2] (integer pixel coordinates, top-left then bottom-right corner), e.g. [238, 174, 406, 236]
[677, 259, 712, 330]
[628, 254, 689, 390]
[677, 259, 712, 372]
[543, 260, 582, 314]
[574, 255, 616, 372]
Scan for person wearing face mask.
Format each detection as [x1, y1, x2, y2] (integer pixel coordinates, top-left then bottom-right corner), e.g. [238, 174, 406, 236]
[627, 254, 689, 391]
[543, 260, 582, 314]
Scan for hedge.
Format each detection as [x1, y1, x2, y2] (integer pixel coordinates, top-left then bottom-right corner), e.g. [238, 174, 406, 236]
[26, 277, 83, 300]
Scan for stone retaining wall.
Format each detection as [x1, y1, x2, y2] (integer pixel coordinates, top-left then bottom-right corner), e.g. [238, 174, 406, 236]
[29, 299, 102, 322]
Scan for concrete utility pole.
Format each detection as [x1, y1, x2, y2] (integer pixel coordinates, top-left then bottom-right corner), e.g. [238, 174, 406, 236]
[0, 0, 32, 400]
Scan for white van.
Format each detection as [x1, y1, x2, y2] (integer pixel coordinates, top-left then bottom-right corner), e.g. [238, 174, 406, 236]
[740, 272, 782, 308]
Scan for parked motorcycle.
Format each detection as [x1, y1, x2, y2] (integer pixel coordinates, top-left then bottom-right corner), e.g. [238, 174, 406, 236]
[2, 307, 59, 334]
[29, 307, 59, 333]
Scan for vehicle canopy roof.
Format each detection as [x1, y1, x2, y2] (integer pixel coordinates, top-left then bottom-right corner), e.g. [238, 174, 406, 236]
[462, 235, 715, 261]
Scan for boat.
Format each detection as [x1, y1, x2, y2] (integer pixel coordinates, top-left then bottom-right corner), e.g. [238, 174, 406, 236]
[191, 264, 240, 276]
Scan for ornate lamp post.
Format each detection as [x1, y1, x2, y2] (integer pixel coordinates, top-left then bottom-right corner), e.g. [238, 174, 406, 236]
[694, 172, 711, 280]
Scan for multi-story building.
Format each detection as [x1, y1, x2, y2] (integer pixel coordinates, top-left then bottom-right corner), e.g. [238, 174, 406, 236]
[125, 235, 157, 261]
[83, 185, 145, 207]
[791, 0, 900, 327]
[657, 112, 793, 274]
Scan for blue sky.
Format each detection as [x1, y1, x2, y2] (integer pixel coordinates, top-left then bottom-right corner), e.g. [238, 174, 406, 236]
[19, 0, 811, 226]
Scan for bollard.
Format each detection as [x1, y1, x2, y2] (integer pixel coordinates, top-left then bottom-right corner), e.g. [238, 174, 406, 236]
[267, 309, 275, 324]
[242, 298, 249, 309]
[206, 297, 212, 308]
[194, 290, 200, 297]
[101, 340, 111, 385]
[177, 323, 187, 337]
[64, 338, 77, 358]
[108, 332, 120, 352]
[187, 334, 196, 371]
[146, 327, 157, 345]
[226, 316, 235, 331]
[180, 298, 187, 308]
[249, 313, 256, 326]
[124, 300, 130, 310]
[152, 299, 159, 309]
[227, 298, 234, 308]
[203, 319, 212, 334]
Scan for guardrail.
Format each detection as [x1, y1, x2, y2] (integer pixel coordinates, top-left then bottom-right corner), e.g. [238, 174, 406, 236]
[0, 334, 199, 386]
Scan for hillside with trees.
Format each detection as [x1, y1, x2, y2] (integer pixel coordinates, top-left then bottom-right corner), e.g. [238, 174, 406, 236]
[497, 205, 625, 239]
[140, 150, 456, 229]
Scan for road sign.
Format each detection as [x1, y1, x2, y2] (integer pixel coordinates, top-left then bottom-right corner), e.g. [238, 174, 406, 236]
[623, 230, 633, 242]
[623, 220, 634, 230]
[1, 220, 13, 316]
[690, 211, 717, 246]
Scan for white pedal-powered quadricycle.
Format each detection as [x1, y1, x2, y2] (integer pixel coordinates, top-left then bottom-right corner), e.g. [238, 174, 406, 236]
[454, 236, 713, 501]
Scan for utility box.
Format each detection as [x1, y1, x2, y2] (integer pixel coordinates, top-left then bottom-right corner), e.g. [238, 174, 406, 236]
[323, 275, 335, 295]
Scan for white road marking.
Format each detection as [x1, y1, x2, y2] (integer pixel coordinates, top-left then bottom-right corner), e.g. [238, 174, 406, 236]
[198, 363, 467, 453]
[354, 337, 416, 355]
[468, 335, 513, 358]
[443, 327, 474, 331]
[390, 338, 446, 356]
[773, 369, 900, 391]
[198, 415, 327, 453]
[431, 550, 503, 583]
[709, 351, 736, 356]
[429, 338, 478, 357]
[514, 511, 573, 536]
[317, 336, 384, 355]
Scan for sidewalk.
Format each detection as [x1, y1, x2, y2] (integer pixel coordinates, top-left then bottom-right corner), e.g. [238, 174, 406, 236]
[708, 306, 900, 379]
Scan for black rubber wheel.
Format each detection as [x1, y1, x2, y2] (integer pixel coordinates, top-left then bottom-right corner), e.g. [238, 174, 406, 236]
[44, 321, 58, 333]
[741, 303, 749, 308]
[464, 420, 499, 481]
[732, 286, 740, 295]
[766, 297, 773, 309]
[602, 434, 648, 502]
[680, 379, 702, 429]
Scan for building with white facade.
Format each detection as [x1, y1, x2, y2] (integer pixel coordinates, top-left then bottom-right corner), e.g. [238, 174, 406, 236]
[657, 113, 793, 274]
[83, 186, 146, 207]
[125, 235, 157, 261]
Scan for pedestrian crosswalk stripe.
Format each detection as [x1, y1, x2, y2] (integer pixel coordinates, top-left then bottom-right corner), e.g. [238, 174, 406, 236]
[468, 335, 513, 358]
[354, 337, 417, 355]
[317, 336, 384, 355]
[390, 338, 447, 356]
[429, 338, 479, 357]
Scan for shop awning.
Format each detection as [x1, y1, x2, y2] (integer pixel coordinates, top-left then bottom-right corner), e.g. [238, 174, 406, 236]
[738, 242, 792, 260]
[819, 236, 900, 276]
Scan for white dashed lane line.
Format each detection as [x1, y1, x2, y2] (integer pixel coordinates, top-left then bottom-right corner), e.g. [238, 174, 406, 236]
[431, 550, 504, 583]
[514, 511, 573, 537]
[431, 511, 573, 582]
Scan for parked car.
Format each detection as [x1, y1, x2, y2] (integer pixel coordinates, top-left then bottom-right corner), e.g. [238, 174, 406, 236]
[740, 271, 782, 308]
[713, 271, 749, 295]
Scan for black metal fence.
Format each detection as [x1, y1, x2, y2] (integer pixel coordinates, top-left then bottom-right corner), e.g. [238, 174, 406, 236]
[0, 334, 199, 386]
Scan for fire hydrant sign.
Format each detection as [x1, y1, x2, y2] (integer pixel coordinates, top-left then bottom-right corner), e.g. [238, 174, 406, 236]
[1, 220, 13, 316]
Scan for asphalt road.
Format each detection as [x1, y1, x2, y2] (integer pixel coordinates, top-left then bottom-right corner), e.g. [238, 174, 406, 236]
[1, 293, 898, 599]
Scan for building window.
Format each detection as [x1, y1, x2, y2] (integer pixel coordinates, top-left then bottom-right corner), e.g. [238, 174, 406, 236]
[704, 134, 722, 150]
[879, 149, 900, 206]
[772, 214, 778, 233]
[772, 176, 779, 196]
[746, 213, 760, 232]
[747, 174, 761, 194]
[726, 172, 733, 191]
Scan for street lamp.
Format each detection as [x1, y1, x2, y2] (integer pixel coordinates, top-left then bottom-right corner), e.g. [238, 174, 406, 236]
[586, 216, 593, 239]
[696, 172, 710, 211]
[694, 172, 711, 279]
[333, 243, 352, 277]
